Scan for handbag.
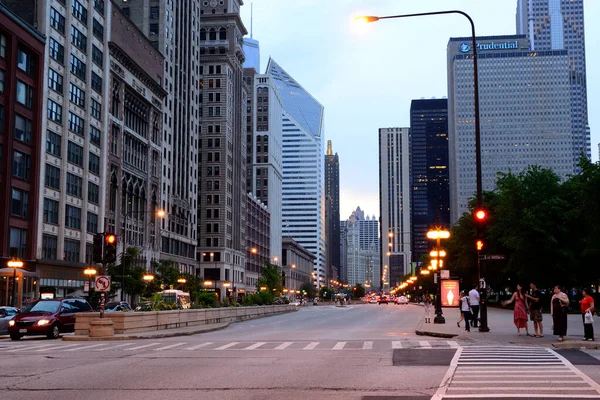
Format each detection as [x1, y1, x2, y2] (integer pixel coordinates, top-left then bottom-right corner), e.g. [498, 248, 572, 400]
[584, 310, 594, 324]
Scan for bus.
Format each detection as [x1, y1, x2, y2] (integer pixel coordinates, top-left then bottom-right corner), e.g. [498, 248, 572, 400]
[157, 290, 191, 309]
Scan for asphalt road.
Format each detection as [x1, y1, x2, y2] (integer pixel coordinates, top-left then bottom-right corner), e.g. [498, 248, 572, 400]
[1, 303, 600, 400]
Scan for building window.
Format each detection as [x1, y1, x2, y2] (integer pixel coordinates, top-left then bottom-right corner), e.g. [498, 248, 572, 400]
[71, 25, 87, 51]
[66, 172, 83, 197]
[92, 45, 103, 68]
[46, 130, 61, 157]
[90, 125, 101, 146]
[42, 235, 58, 260]
[90, 98, 102, 120]
[49, 38, 64, 63]
[50, 8, 66, 34]
[122, 7, 130, 17]
[0, 34, 6, 58]
[43, 198, 59, 224]
[68, 112, 84, 136]
[9, 228, 27, 258]
[150, 6, 159, 18]
[16, 80, 33, 108]
[11, 188, 29, 218]
[45, 164, 61, 189]
[17, 47, 34, 75]
[65, 205, 82, 229]
[219, 28, 227, 40]
[89, 152, 100, 175]
[91, 72, 102, 93]
[67, 141, 84, 166]
[88, 182, 99, 204]
[14, 114, 32, 144]
[94, 0, 105, 15]
[64, 238, 80, 262]
[69, 83, 85, 108]
[72, 0, 88, 25]
[149, 23, 159, 36]
[0, 70, 4, 93]
[47, 100, 63, 123]
[12, 151, 31, 180]
[87, 212, 98, 233]
[93, 18, 103, 40]
[48, 68, 63, 93]
[70, 55, 86, 80]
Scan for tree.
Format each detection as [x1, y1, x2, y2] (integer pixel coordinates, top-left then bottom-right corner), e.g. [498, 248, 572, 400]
[106, 247, 147, 302]
[153, 259, 180, 288]
[257, 261, 282, 295]
[352, 283, 365, 299]
[300, 282, 316, 298]
[319, 287, 334, 300]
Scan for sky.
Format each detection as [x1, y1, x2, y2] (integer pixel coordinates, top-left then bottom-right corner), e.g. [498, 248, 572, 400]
[240, 0, 599, 220]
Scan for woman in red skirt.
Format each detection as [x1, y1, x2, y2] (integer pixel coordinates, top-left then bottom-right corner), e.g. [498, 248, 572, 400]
[502, 283, 531, 336]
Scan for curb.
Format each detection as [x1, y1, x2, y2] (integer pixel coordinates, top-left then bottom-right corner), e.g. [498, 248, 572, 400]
[415, 329, 459, 339]
[552, 341, 600, 350]
[63, 322, 230, 341]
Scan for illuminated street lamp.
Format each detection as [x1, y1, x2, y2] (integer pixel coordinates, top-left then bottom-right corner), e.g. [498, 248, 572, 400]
[427, 224, 451, 324]
[84, 267, 97, 300]
[143, 273, 154, 282]
[177, 277, 187, 284]
[7, 258, 24, 307]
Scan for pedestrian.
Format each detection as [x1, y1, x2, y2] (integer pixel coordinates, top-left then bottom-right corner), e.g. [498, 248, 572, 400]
[580, 288, 595, 341]
[525, 282, 544, 337]
[457, 291, 471, 332]
[550, 285, 569, 341]
[469, 284, 480, 328]
[423, 292, 432, 323]
[502, 284, 531, 336]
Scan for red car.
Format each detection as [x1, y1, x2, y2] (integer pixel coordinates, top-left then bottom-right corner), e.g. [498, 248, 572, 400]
[8, 298, 92, 340]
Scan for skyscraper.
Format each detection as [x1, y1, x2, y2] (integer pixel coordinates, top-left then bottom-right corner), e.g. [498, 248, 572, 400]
[410, 99, 449, 261]
[516, 0, 590, 165]
[379, 128, 412, 288]
[343, 207, 379, 288]
[447, 35, 573, 223]
[266, 58, 326, 288]
[325, 140, 340, 282]
[199, 0, 249, 298]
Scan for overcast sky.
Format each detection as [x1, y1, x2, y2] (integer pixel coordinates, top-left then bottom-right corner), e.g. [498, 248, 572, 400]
[240, 0, 599, 220]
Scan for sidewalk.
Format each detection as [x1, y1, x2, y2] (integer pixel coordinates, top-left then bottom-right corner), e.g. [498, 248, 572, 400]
[63, 322, 230, 341]
[415, 304, 600, 349]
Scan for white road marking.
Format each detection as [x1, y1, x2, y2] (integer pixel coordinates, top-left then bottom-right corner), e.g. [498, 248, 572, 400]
[12, 343, 56, 352]
[274, 342, 293, 350]
[244, 342, 266, 350]
[391, 341, 403, 349]
[362, 341, 373, 350]
[125, 343, 160, 351]
[185, 342, 213, 350]
[446, 341, 459, 348]
[430, 344, 463, 400]
[154, 342, 186, 351]
[419, 340, 432, 348]
[93, 343, 136, 351]
[214, 342, 240, 350]
[34, 344, 81, 352]
[303, 342, 319, 350]
[332, 341, 346, 350]
[65, 343, 108, 351]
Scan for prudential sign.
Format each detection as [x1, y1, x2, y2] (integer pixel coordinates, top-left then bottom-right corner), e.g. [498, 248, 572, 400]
[459, 41, 519, 53]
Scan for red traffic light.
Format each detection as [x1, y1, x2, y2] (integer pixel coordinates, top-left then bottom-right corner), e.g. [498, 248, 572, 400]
[476, 240, 484, 251]
[474, 209, 487, 222]
[105, 234, 117, 244]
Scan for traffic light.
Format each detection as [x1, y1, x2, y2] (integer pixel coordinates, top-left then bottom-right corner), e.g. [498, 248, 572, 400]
[104, 233, 117, 263]
[474, 208, 488, 247]
[476, 239, 485, 251]
[474, 209, 487, 222]
[93, 233, 104, 263]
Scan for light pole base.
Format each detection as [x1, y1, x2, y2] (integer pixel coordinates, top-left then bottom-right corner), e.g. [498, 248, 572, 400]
[478, 326, 490, 332]
[434, 315, 445, 324]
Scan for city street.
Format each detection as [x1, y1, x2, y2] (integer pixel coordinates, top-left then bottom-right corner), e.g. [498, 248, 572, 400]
[1, 304, 600, 400]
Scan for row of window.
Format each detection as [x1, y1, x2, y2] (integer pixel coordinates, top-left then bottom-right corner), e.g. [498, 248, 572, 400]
[43, 199, 98, 232]
[45, 164, 100, 204]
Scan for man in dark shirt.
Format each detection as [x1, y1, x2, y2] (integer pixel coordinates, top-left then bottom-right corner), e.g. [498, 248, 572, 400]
[526, 282, 544, 337]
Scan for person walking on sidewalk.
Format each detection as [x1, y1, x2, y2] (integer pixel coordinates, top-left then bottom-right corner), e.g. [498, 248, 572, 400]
[580, 288, 595, 341]
[526, 282, 544, 337]
[457, 291, 471, 332]
[469, 284, 480, 328]
[423, 292, 432, 323]
[502, 284, 531, 336]
[550, 285, 569, 341]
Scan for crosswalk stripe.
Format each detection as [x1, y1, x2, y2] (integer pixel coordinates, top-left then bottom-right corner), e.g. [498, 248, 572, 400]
[419, 340, 432, 348]
[303, 342, 319, 350]
[362, 341, 373, 350]
[65, 344, 107, 351]
[214, 342, 239, 350]
[447, 341, 459, 348]
[34, 344, 81, 352]
[12, 344, 55, 352]
[392, 341, 403, 349]
[154, 343, 185, 351]
[274, 342, 293, 350]
[451, 380, 584, 384]
[185, 342, 213, 350]
[125, 343, 160, 351]
[332, 341, 346, 350]
[244, 342, 266, 350]
[94, 343, 136, 351]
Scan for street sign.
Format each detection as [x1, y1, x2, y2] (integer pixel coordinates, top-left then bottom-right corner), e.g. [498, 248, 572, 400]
[486, 254, 506, 260]
[440, 269, 450, 279]
[441, 280, 460, 307]
[95, 276, 111, 292]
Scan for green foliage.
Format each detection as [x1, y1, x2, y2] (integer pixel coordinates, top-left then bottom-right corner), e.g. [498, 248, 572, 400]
[300, 282, 316, 298]
[138, 293, 177, 311]
[319, 287, 334, 300]
[194, 291, 218, 308]
[106, 247, 147, 300]
[257, 261, 283, 295]
[243, 292, 275, 306]
[152, 259, 180, 288]
[352, 283, 365, 299]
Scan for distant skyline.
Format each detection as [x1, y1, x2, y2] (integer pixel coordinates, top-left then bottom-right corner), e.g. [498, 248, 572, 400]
[240, 0, 599, 219]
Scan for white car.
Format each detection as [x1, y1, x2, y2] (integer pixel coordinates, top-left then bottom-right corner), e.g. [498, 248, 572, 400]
[289, 301, 301, 306]
[394, 296, 409, 305]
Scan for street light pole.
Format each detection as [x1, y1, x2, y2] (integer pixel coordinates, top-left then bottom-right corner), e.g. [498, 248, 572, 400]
[7, 258, 24, 308]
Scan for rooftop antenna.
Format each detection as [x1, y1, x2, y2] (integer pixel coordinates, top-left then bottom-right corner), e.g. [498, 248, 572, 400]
[250, 2, 254, 39]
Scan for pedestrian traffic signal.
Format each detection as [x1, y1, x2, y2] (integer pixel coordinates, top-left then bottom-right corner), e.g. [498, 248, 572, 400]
[92, 233, 104, 263]
[476, 239, 484, 251]
[474, 209, 487, 222]
[104, 233, 117, 263]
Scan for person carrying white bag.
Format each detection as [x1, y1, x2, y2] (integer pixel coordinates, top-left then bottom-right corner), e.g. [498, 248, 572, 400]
[580, 288, 596, 341]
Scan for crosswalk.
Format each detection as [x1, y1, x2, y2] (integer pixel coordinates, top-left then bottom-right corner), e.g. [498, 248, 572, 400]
[435, 345, 600, 399]
[0, 339, 459, 354]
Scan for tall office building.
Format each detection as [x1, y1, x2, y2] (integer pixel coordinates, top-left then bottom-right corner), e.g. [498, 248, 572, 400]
[410, 99, 449, 261]
[516, 0, 590, 164]
[447, 35, 573, 223]
[339, 220, 347, 282]
[325, 140, 340, 282]
[242, 2, 259, 72]
[266, 58, 326, 288]
[199, 0, 249, 297]
[379, 128, 412, 288]
[117, 0, 199, 274]
[343, 207, 379, 289]
[4, 0, 113, 297]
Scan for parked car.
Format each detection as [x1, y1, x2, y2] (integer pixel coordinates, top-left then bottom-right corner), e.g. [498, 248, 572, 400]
[0, 307, 20, 335]
[8, 298, 93, 340]
[378, 296, 389, 305]
[104, 301, 132, 312]
[394, 296, 409, 305]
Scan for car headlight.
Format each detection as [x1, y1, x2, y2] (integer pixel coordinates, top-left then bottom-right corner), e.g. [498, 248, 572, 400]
[8, 320, 15, 327]
[37, 319, 51, 326]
